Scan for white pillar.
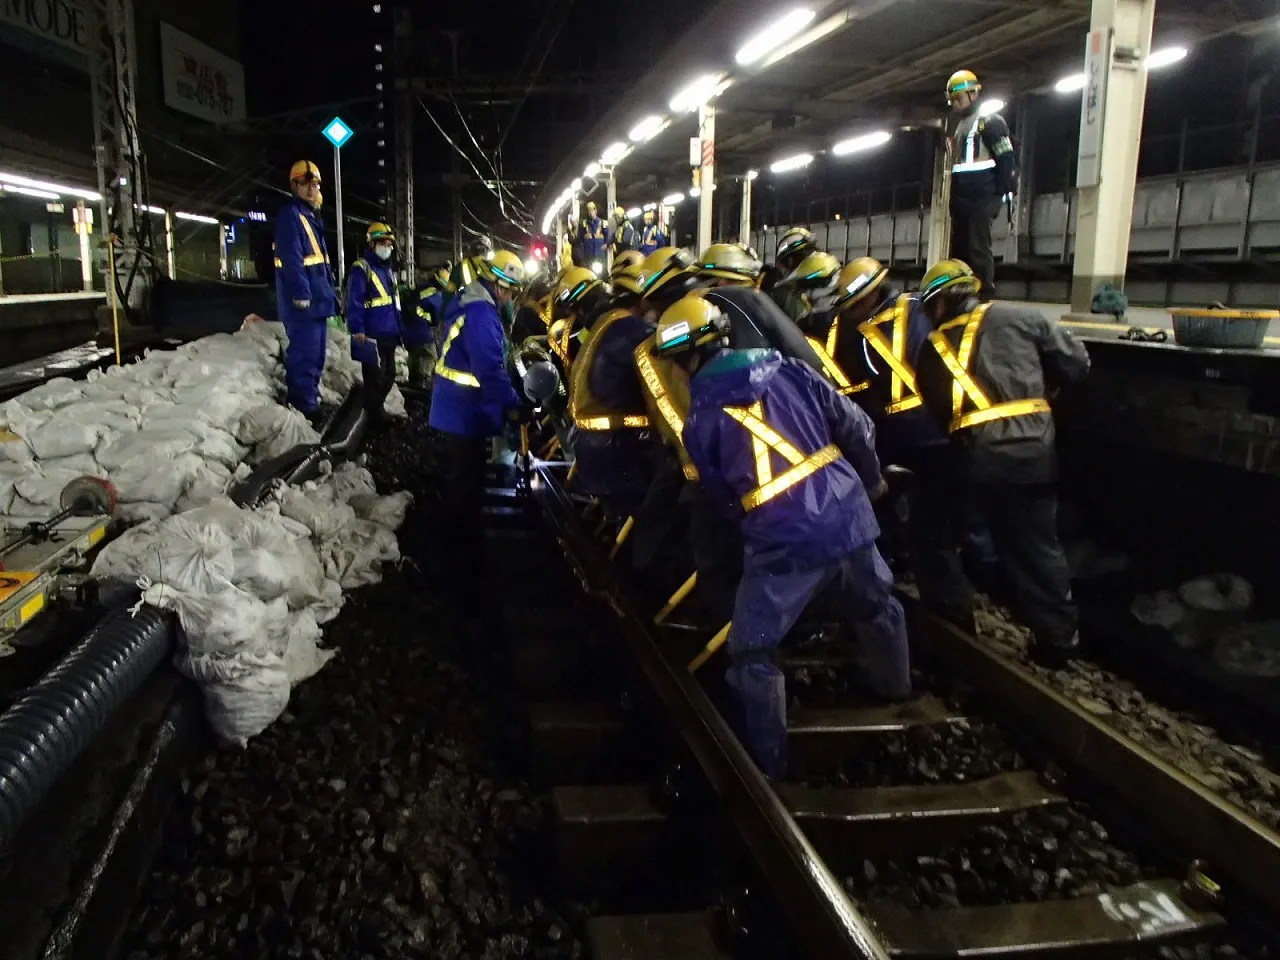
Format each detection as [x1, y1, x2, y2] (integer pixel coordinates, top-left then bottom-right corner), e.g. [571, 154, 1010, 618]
[76, 200, 93, 291]
[333, 144, 346, 286]
[218, 222, 228, 280]
[164, 210, 176, 280]
[927, 128, 952, 265]
[1068, 0, 1155, 313]
[697, 103, 715, 253]
[739, 173, 754, 246]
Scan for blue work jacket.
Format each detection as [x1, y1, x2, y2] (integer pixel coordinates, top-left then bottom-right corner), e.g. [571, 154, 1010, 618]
[579, 216, 610, 260]
[638, 223, 667, 256]
[683, 349, 882, 572]
[274, 196, 337, 323]
[404, 283, 443, 347]
[428, 280, 521, 437]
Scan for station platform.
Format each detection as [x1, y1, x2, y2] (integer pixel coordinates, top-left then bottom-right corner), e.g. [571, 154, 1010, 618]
[1016, 300, 1280, 351]
[0, 292, 106, 366]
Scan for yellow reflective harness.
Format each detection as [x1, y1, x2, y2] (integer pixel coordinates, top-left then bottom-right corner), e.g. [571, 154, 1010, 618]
[435, 316, 480, 387]
[568, 311, 651, 432]
[928, 304, 1051, 433]
[805, 316, 868, 397]
[634, 340, 698, 481]
[352, 259, 395, 308]
[857, 297, 924, 414]
[273, 210, 329, 269]
[722, 399, 841, 511]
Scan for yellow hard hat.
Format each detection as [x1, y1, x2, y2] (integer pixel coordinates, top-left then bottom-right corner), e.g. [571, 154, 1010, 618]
[696, 243, 763, 284]
[638, 247, 698, 302]
[831, 257, 889, 313]
[947, 70, 981, 101]
[920, 259, 981, 303]
[610, 250, 645, 296]
[654, 295, 728, 358]
[289, 160, 321, 184]
[786, 250, 841, 287]
[554, 266, 603, 307]
[366, 222, 395, 243]
[776, 227, 816, 262]
[477, 249, 527, 290]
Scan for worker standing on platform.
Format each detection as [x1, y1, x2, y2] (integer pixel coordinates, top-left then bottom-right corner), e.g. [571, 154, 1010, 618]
[577, 201, 610, 272]
[612, 206, 636, 255]
[945, 70, 1017, 301]
[655, 295, 911, 779]
[403, 266, 448, 389]
[429, 250, 528, 588]
[274, 160, 337, 422]
[914, 260, 1089, 667]
[824, 258, 975, 626]
[346, 222, 402, 421]
[638, 210, 667, 256]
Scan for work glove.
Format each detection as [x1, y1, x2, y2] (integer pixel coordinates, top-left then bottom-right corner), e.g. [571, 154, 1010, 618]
[293, 298, 310, 310]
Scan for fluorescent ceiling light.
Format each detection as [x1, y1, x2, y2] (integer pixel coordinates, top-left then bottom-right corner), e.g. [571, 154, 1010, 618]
[0, 171, 100, 202]
[175, 211, 219, 224]
[3, 185, 60, 200]
[571, 177, 583, 192]
[643, 202, 657, 211]
[625, 206, 641, 218]
[832, 131, 892, 156]
[629, 115, 666, 143]
[735, 8, 815, 65]
[769, 153, 813, 174]
[663, 193, 684, 205]
[1054, 73, 1086, 93]
[1147, 46, 1187, 70]
[600, 141, 630, 165]
[689, 186, 701, 198]
[670, 73, 726, 114]
[978, 99, 1005, 117]
[143, 205, 167, 214]
[746, 169, 759, 180]
[758, 11, 849, 70]
[583, 162, 600, 178]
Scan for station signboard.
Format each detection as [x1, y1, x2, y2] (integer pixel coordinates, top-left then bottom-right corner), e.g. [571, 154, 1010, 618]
[159, 21, 246, 125]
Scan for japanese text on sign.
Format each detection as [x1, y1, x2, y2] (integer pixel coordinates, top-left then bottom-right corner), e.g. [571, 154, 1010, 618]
[159, 22, 246, 124]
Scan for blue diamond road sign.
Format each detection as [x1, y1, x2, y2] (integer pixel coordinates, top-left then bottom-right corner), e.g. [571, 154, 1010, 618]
[322, 117, 353, 149]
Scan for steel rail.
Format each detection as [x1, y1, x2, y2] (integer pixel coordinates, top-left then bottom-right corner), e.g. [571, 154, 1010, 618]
[530, 465, 890, 960]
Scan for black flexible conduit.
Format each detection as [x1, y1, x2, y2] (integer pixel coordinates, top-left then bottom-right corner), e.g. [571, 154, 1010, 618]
[0, 601, 175, 849]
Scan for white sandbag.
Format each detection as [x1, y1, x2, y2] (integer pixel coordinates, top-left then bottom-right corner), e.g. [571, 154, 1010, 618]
[325, 462, 378, 503]
[145, 581, 268, 658]
[24, 416, 114, 460]
[115, 501, 171, 525]
[39, 452, 101, 475]
[179, 650, 292, 747]
[110, 452, 210, 507]
[0, 462, 38, 513]
[350, 491, 413, 530]
[383, 383, 408, 418]
[173, 461, 236, 513]
[0, 429, 34, 464]
[14, 461, 92, 507]
[14, 378, 84, 412]
[93, 515, 236, 596]
[237, 404, 319, 462]
[321, 518, 400, 588]
[278, 485, 358, 540]
[98, 430, 198, 471]
[280, 608, 335, 684]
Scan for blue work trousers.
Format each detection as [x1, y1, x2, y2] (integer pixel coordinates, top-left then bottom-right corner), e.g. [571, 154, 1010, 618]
[725, 544, 912, 780]
[284, 317, 328, 414]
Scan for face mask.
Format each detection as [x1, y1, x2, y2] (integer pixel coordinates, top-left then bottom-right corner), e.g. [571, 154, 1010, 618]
[374, 246, 393, 261]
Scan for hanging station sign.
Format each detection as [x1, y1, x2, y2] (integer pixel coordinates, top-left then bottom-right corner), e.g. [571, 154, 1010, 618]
[0, 0, 90, 68]
[159, 21, 246, 125]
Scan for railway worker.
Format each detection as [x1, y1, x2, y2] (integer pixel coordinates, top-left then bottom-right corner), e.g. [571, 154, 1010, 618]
[946, 69, 1018, 300]
[550, 265, 609, 369]
[510, 273, 558, 345]
[774, 249, 842, 324]
[764, 227, 820, 319]
[822, 258, 975, 627]
[638, 210, 667, 256]
[429, 250, 529, 586]
[444, 236, 495, 314]
[403, 266, 450, 389]
[577, 201, 610, 271]
[612, 205, 637, 255]
[346, 222, 402, 421]
[914, 259, 1089, 667]
[274, 159, 337, 423]
[654, 294, 911, 779]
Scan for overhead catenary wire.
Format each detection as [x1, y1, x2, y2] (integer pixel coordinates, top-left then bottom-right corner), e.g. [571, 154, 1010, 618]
[449, 95, 534, 223]
[495, 0, 577, 155]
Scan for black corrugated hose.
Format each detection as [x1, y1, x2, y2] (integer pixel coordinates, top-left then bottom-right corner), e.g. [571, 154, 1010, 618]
[0, 600, 175, 849]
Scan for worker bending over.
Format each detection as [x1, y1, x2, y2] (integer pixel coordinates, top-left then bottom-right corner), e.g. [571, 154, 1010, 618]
[657, 295, 911, 779]
[914, 260, 1089, 667]
[429, 250, 529, 590]
[274, 160, 337, 423]
[763, 226, 819, 318]
[403, 266, 448, 390]
[346, 222, 402, 422]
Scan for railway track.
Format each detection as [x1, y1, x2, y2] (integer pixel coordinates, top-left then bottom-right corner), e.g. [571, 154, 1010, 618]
[515, 456, 1280, 960]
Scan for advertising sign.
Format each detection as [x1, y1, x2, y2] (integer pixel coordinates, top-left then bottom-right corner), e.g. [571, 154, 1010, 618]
[160, 21, 246, 124]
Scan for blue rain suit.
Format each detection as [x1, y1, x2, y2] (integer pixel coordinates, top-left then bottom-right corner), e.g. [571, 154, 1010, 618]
[274, 196, 338, 414]
[682, 349, 912, 779]
[578, 216, 610, 262]
[404, 282, 443, 347]
[346, 251, 401, 415]
[428, 280, 522, 438]
[638, 222, 667, 256]
[571, 309, 657, 513]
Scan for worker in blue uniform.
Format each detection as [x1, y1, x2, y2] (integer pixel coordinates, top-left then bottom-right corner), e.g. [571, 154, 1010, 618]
[274, 160, 338, 421]
[346, 222, 402, 420]
[822, 257, 975, 628]
[404, 266, 448, 389]
[914, 259, 1089, 667]
[638, 210, 667, 256]
[577, 201, 610, 270]
[611, 206, 636, 255]
[429, 249, 528, 590]
[656, 294, 911, 779]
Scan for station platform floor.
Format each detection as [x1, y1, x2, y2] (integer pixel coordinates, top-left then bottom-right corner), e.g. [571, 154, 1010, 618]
[1017, 300, 1280, 351]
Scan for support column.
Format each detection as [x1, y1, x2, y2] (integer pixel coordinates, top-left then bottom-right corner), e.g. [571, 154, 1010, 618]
[1004, 97, 1037, 265]
[604, 171, 617, 272]
[1069, 0, 1155, 313]
[739, 172, 754, 246]
[927, 127, 952, 265]
[697, 103, 715, 252]
[164, 210, 176, 279]
[77, 201, 94, 291]
[218, 222, 229, 280]
[392, 7, 415, 278]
